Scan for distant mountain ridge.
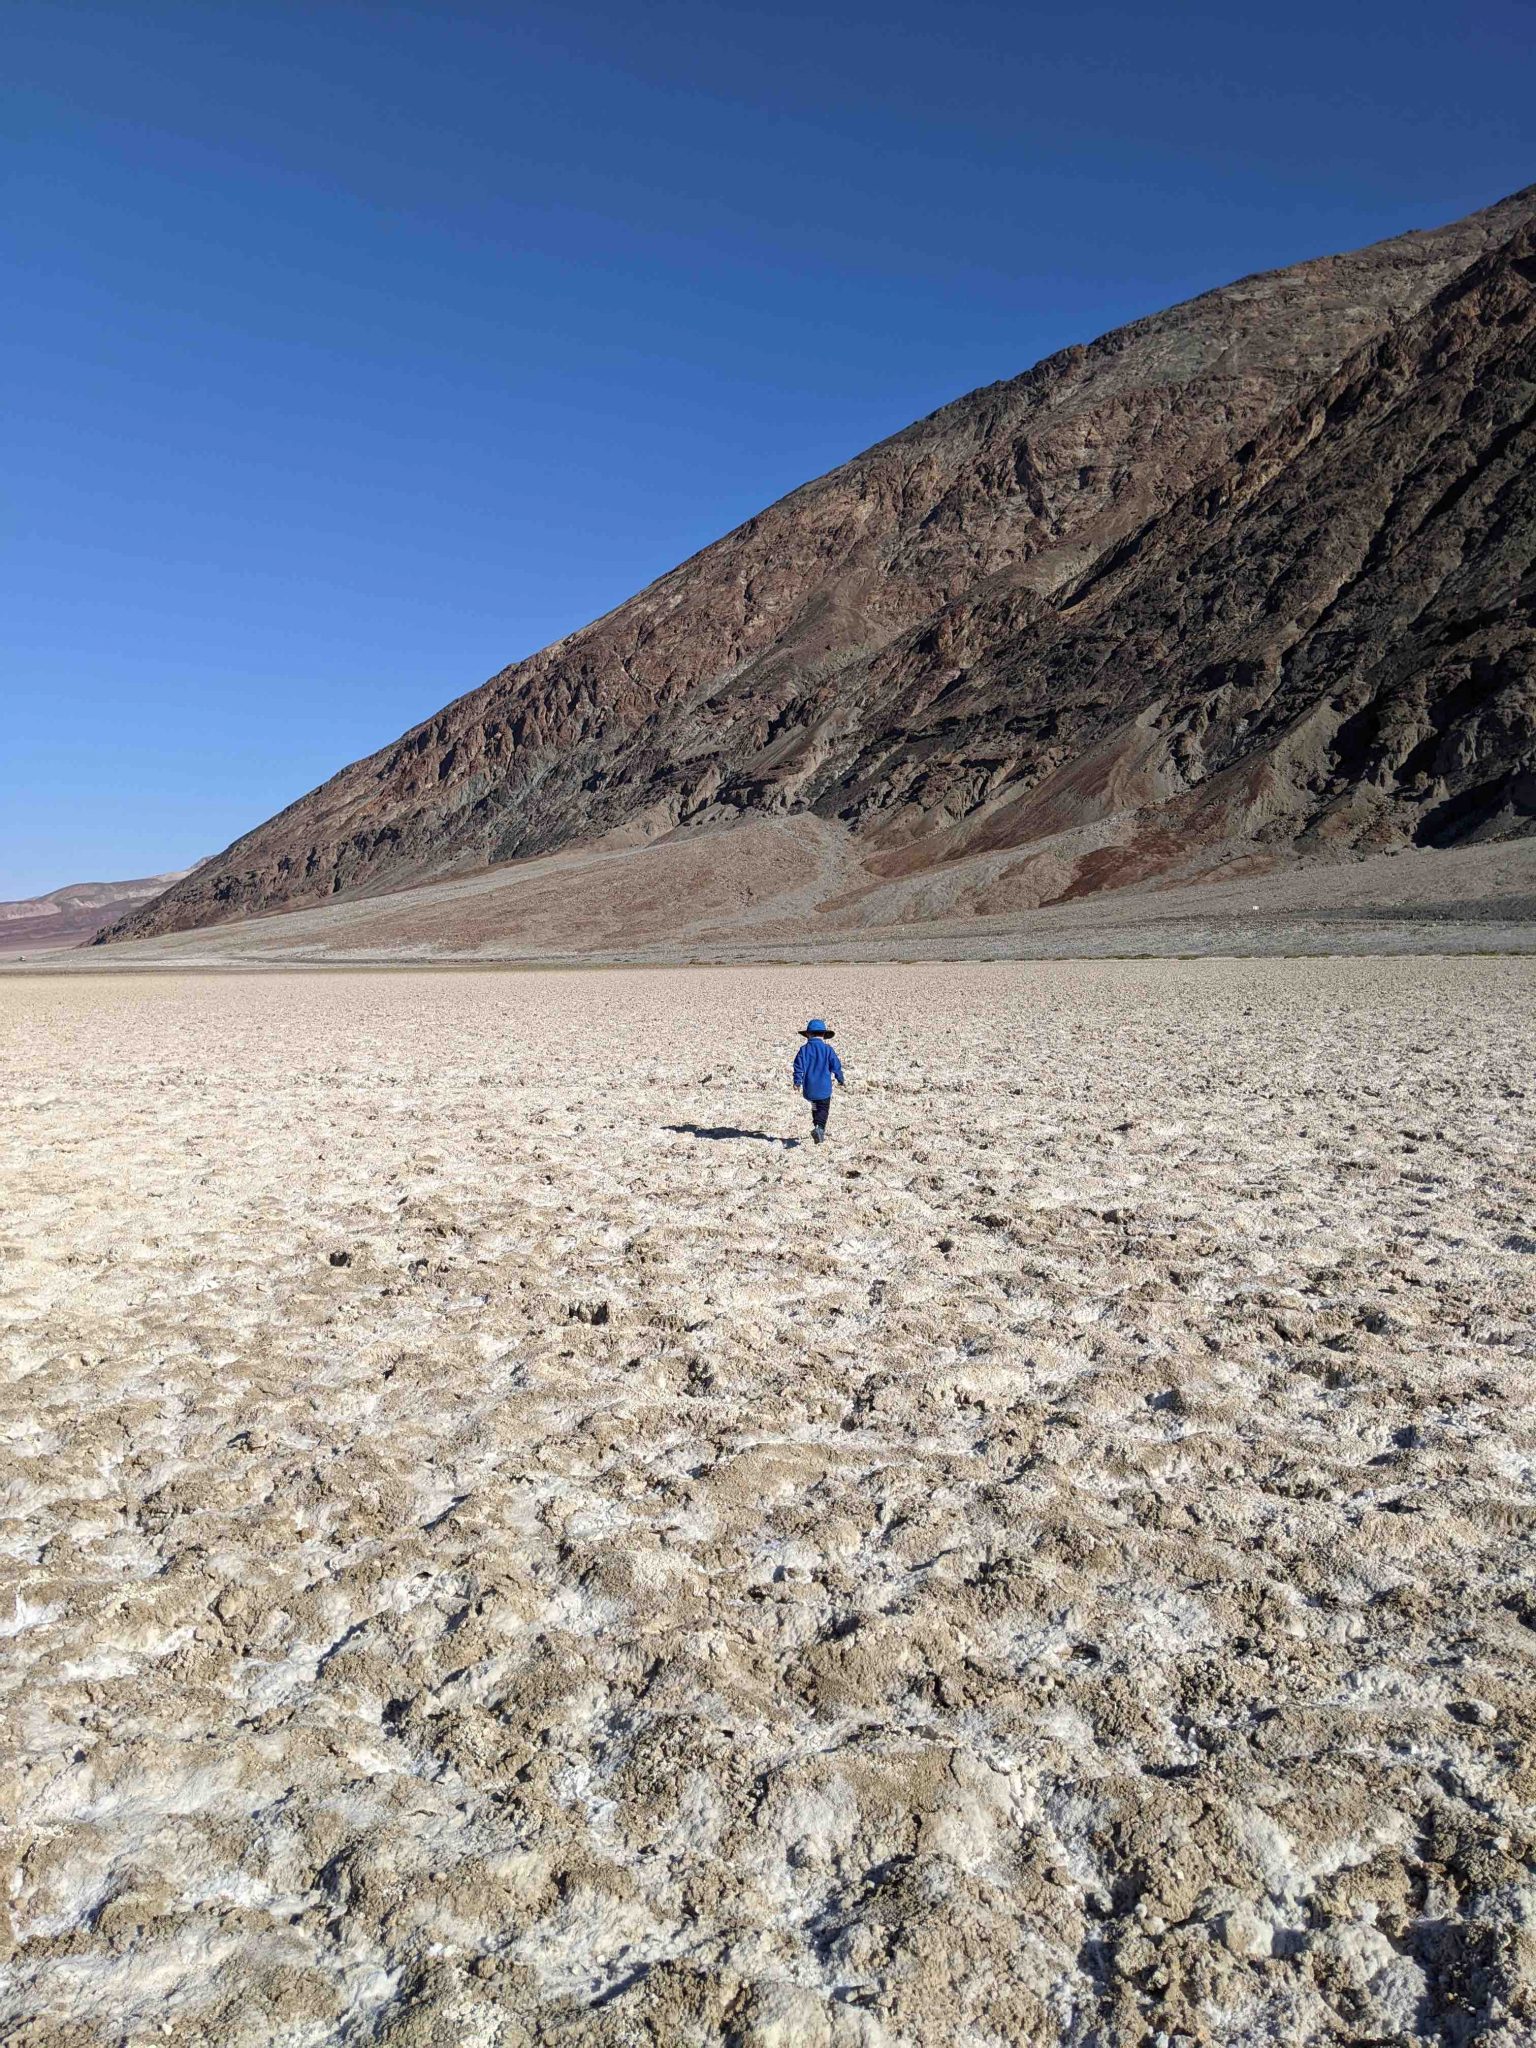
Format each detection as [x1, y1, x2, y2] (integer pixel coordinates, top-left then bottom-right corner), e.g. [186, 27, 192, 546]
[1, 871, 194, 957]
[102, 186, 1536, 948]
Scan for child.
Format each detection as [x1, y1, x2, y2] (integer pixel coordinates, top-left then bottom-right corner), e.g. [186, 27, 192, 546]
[792, 1017, 845, 1145]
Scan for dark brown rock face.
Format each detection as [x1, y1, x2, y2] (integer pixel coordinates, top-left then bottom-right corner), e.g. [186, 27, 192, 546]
[103, 188, 1536, 945]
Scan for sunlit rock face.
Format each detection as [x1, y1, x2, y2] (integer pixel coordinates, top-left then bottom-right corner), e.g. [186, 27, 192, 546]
[103, 188, 1536, 950]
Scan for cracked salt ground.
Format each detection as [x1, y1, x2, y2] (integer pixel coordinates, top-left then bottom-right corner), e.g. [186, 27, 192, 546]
[3, 958, 1536, 2045]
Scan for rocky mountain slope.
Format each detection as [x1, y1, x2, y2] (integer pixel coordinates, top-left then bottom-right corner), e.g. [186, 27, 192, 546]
[103, 188, 1536, 947]
[0, 870, 192, 958]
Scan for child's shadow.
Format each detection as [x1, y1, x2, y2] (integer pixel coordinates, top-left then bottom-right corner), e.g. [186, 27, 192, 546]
[664, 1123, 789, 1145]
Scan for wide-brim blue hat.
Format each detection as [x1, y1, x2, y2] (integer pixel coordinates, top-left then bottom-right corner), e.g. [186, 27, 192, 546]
[801, 1018, 834, 1037]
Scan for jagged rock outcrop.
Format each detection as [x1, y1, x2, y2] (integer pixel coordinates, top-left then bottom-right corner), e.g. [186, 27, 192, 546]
[814, 215, 1536, 898]
[103, 188, 1536, 945]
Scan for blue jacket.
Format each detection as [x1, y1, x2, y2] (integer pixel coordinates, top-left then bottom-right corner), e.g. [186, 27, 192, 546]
[793, 1036, 844, 1100]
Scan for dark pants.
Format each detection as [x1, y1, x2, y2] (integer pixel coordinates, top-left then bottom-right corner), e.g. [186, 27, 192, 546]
[810, 1095, 831, 1132]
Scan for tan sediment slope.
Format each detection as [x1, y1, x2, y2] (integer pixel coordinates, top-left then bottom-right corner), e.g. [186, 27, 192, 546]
[32, 826, 1536, 967]
[5, 961, 1536, 2043]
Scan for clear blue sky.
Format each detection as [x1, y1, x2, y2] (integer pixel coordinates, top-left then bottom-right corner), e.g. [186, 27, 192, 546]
[3, 0, 1532, 896]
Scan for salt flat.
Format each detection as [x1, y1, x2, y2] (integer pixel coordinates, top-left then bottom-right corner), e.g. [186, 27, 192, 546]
[4, 961, 1535, 2047]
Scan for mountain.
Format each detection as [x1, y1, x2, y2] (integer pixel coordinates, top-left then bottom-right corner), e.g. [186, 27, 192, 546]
[101, 188, 1536, 950]
[0, 870, 196, 958]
